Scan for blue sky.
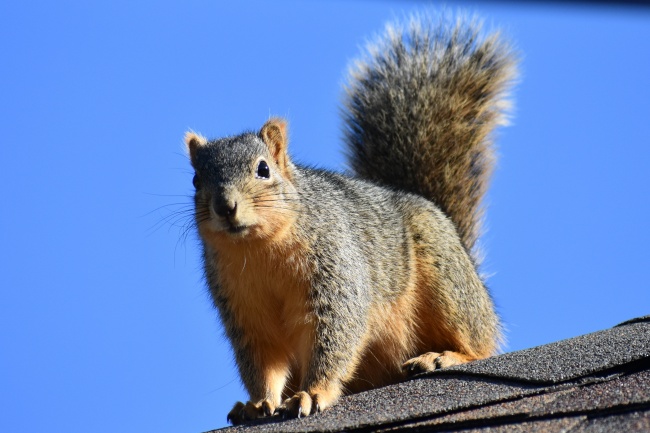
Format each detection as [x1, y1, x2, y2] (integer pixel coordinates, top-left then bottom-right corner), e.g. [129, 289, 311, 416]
[1, 1, 648, 432]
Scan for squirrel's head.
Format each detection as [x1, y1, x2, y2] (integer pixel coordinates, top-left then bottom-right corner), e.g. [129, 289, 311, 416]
[185, 118, 298, 243]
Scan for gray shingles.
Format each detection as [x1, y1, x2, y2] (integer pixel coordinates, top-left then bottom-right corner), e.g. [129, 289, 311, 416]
[441, 320, 650, 384]
[459, 416, 586, 433]
[541, 369, 650, 414]
[209, 318, 650, 433]
[369, 369, 650, 432]
[576, 409, 650, 433]
[218, 377, 541, 433]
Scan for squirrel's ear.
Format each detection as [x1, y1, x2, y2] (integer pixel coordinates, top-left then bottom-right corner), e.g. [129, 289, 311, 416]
[184, 131, 207, 167]
[259, 118, 291, 175]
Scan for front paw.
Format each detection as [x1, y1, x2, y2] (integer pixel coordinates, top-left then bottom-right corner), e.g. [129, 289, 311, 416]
[278, 388, 336, 420]
[279, 391, 312, 419]
[279, 390, 330, 419]
[226, 399, 276, 425]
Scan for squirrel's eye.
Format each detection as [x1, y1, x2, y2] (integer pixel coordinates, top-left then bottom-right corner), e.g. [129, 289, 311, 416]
[192, 174, 200, 189]
[256, 160, 270, 179]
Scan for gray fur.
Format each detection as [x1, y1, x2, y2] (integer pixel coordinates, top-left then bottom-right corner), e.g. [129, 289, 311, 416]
[343, 14, 517, 253]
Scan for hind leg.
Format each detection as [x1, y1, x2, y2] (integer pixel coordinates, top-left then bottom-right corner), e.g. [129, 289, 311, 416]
[402, 351, 476, 376]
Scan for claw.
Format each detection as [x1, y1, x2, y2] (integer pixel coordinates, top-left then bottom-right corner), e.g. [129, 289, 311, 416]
[315, 403, 321, 413]
[297, 406, 302, 419]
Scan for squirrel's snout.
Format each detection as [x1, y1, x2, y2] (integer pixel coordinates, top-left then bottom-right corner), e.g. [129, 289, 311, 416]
[213, 197, 238, 218]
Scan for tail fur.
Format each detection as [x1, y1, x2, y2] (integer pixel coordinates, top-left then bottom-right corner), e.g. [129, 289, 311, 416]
[343, 14, 517, 252]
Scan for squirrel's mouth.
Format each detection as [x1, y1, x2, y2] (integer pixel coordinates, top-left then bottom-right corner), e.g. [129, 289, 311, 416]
[200, 213, 254, 237]
[227, 224, 248, 234]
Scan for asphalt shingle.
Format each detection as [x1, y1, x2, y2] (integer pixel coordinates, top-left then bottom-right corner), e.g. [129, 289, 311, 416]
[209, 316, 650, 433]
[442, 318, 650, 384]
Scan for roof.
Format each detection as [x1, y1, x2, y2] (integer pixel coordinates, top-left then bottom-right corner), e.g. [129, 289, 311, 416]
[209, 316, 650, 432]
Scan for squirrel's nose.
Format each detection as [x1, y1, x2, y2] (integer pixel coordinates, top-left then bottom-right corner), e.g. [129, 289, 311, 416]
[213, 197, 237, 218]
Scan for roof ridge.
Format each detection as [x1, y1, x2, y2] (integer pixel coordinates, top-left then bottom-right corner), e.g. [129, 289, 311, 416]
[615, 315, 650, 327]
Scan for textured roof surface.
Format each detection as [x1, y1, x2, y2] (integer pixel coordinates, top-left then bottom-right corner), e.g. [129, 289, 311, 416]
[208, 316, 650, 432]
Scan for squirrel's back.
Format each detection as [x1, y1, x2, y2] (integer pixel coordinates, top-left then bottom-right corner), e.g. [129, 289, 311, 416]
[343, 15, 517, 252]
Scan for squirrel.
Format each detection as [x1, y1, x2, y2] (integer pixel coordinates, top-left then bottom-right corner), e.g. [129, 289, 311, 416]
[184, 13, 517, 425]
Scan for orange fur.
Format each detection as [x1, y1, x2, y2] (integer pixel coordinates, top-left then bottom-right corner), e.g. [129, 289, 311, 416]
[349, 208, 494, 392]
[203, 226, 315, 404]
[348, 245, 420, 392]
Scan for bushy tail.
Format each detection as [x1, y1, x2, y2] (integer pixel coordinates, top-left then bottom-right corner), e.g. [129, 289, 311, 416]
[342, 14, 517, 252]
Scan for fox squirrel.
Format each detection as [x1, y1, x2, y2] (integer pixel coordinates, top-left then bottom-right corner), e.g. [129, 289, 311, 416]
[184, 13, 517, 424]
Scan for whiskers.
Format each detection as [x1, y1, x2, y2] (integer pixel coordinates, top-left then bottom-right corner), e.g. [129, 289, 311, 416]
[145, 193, 203, 258]
[146, 183, 303, 253]
[242, 183, 303, 218]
